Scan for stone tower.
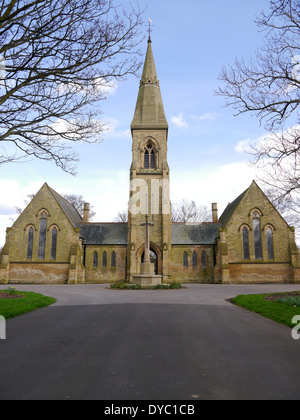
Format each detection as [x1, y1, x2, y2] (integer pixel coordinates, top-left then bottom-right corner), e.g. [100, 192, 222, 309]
[127, 36, 171, 282]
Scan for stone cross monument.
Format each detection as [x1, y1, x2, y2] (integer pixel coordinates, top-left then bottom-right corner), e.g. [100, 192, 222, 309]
[131, 215, 162, 287]
[140, 215, 154, 274]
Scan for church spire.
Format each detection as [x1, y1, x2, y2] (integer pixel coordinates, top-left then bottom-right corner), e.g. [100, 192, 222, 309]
[131, 37, 168, 130]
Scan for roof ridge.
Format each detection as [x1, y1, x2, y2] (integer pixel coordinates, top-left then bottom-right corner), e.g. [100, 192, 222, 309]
[47, 185, 83, 227]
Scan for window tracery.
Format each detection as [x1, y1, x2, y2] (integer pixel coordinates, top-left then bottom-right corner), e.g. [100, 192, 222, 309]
[102, 251, 107, 267]
[144, 141, 156, 169]
[93, 251, 98, 268]
[266, 227, 274, 260]
[38, 211, 48, 260]
[242, 226, 250, 260]
[27, 227, 34, 260]
[252, 211, 262, 260]
[50, 226, 58, 260]
[183, 252, 188, 268]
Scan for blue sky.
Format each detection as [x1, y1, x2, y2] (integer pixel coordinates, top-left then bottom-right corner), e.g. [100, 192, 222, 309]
[0, 0, 272, 245]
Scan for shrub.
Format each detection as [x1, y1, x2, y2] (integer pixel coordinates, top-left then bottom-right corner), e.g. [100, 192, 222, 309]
[276, 296, 300, 307]
[152, 282, 182, 290]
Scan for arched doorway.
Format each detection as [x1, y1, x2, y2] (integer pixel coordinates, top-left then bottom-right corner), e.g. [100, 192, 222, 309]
[141, 248, 158, 275]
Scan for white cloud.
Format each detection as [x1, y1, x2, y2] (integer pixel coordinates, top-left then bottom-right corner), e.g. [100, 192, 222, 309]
[235, 131, 269, 154]
[0, 159, 260, 246]
[58, 77, 117, 97]
[170, 161, 257, 216]
[235, 138, 252, 153]
[171, 112, 220, 129]
[91, 171, 129, 221]
[0, 179, 45, 246]
[102, 118, 131, 139]
[171, 114, 188, 128]
[190, 112, 220, 122]
[93, 78, 117, 96]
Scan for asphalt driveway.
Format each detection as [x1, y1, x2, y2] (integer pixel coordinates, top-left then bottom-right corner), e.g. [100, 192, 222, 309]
[1, 284, 300, 400]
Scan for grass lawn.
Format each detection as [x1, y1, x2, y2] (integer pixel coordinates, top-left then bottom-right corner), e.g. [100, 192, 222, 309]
[231, 291, 300, 328]
[0, 289, 56, 319]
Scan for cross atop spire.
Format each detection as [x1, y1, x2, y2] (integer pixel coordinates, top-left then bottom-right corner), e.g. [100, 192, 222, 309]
[147, 18, 154, 42]
[131, 34, 168, 130]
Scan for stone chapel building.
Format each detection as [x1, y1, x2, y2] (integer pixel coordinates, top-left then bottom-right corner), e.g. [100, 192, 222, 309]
[1, 38, 300, 285]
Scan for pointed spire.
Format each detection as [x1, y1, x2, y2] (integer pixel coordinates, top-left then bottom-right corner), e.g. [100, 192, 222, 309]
[131, 38, 168, 130]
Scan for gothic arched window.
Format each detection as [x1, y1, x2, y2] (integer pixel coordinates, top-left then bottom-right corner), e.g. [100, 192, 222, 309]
[93, 251, 98, 268]
[27, 227, 34, 260]
[111, 251, 116, 268]
[242, 227, 250, 260]
[102, 251, 107, 267]
[253, 211, 262, 260]
[144, 141, 156, 169]
[183, 252, 188, 268]
[192, 251, 197, 268]
[38, 211, 47, 259]
[267, 227, 274, 260]
[50, 227, 58, 260]
[201, 251, 207, 268]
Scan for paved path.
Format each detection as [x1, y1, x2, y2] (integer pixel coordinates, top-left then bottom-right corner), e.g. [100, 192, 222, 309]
[1, 284, 300, 400]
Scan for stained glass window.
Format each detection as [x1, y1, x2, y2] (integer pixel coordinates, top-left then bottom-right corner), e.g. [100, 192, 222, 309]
[150, 150, 155, 169]
[38, 214, 47, 259]
[183, 252, 188, 268]
[253, 213, 262, 260]
[144, 150, 149, 169]
[192, 251, 197, 267]
[242, 227, 250, 260]
[102, 251, 107, 267]
[267, 227, 274, 260]
[144, 142, 155, 169]
[93, 251, 98, 268]
[27, 227, 34, 260]
[50, 227, 58, 260]
[111, 251, 116, 268]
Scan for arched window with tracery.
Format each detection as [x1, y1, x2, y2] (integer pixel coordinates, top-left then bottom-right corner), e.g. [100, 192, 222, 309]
[27, 227, 34, 260]
[267, 227, 274, 260]
[144, 141, 156, 170]
[102, 251, 107, 267]
[183, 252, 188, 268]
[192, 251, 197, 268]
[111, 251, 116, 268]
[201, 251, 207, 268]
[253, 211, 262, 260]
[242, 226, 250, 260]
[50, 227, 58, 260]
[93, 251, 98, 268]
[38, 211, 48, 260]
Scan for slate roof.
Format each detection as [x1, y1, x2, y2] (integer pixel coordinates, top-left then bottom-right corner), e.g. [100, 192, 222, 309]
[80, 223, 128, 245]
[80, 222, 222, 246]
[47, 185, 83, 228]
[171, 223, 221, 245]
[218, 187, 249, 226]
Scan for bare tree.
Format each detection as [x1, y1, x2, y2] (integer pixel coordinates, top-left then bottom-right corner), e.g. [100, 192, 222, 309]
[113, 200, 211, 223]
[0, 0, 143, 174]
[62, 194, 96, 220]
[217, 0, 300, 200]
[171, 199, 211, 223]
[15, 192, 96, 220]
[113, 209, 128, 222]
[265, 186, 300, 243]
